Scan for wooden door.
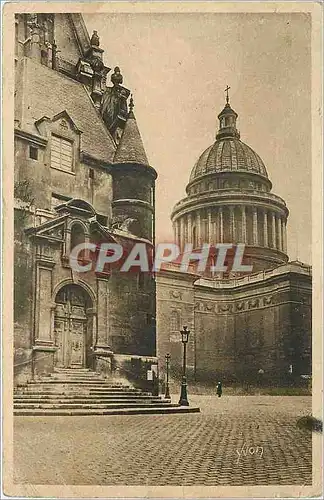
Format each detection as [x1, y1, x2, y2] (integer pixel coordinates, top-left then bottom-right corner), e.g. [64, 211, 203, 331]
[54, 285, 89, 368]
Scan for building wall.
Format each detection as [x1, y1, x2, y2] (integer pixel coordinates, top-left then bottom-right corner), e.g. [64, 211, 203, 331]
[156, 266, 312, 385]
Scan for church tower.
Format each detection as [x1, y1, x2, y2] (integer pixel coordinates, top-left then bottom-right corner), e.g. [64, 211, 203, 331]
[171, 91, 289, 274]
[112, 96, 157, 243]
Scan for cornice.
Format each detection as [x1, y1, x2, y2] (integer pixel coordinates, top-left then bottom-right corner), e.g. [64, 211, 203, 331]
[14, 128, 48, 148]
[172, 190, 288, 220]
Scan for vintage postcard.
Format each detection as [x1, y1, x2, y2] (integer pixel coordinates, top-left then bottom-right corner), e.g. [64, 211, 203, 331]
[2, 1, 323, 498]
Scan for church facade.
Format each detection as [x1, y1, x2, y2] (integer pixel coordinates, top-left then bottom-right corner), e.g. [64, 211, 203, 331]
[156, 97, 312, 386]
[14, 13, 157, 385]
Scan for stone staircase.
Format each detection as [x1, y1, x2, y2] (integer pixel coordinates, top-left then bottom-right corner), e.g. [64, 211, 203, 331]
[14, 368, 200, 416]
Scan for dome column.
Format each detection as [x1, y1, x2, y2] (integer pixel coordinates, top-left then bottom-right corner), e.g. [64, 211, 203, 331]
[196, 211, 202, 247]
[277, 216, 282, 251]
[252, 208, 258, 246]
[282, 219, 287, 253]
[241, 205, 247, 244]
[187, 213, 192, 244]
[174, 219, 179, 246]
[180, 217, 185, 251]
[219, 207, 224, 243]
[271, 212, 276, 249]
[229, 206, 235, 242]
[263, 209, 268, 247]
[208, 209, 212, 243]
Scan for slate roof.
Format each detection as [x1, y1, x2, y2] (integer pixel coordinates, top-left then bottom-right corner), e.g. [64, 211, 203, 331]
[113, 111, 149, 166]
[18, 57, 116, 163]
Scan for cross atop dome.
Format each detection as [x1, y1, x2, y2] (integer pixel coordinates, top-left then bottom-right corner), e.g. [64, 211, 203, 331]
[224, 85, 230, 104]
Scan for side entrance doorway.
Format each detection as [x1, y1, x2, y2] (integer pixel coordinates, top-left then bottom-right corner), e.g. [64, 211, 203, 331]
[54, 284, 93, 368]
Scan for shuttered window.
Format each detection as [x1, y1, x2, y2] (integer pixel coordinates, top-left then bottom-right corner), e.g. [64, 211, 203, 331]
[51, 135, 73, 171]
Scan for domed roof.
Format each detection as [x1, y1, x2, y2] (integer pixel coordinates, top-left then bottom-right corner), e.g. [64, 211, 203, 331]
[189, 137, 268, 183]
[189, 96, 269, 183]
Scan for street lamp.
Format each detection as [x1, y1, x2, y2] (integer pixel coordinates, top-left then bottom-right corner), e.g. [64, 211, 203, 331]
[178, 326, 190, 406]
[165, 353, 171, 399]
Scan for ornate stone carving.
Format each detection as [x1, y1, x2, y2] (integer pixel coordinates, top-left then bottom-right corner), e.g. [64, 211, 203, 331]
[263, 295, 273, 305]
[90, 30, 100, 47]
[248, 298, 259, 309]
[236, 301, 245, 311]
[171, 290, 182, 300]
[218, 303, 233, 313]
[111, 66, 123, 87]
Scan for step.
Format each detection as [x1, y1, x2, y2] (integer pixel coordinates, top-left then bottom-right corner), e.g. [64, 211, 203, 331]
[14, 395, 163, 402]
[24, 380, 132, 385]
[14, 406, 201, 416]
[16, 384, 140, 391]
[15, 388, 149, 396]
[14, 402, 175, 410]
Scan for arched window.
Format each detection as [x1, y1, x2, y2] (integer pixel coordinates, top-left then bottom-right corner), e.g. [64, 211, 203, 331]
[170, 310, 180, 332]
[70, 223, 85, 252]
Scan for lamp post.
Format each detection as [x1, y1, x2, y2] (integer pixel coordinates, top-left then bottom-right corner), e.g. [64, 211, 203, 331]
[165, 353, 171, 399]
[178, 326, 190, 406]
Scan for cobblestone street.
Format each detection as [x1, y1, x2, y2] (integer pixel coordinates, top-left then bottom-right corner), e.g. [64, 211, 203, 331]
[14, 396, 312, 486]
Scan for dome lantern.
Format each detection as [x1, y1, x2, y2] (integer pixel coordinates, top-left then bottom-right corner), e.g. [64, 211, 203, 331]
[216, 86, 240, 140]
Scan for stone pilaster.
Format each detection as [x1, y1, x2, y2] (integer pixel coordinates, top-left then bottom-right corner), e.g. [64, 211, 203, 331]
[96, 277, 110, 348]
[34, 258, 55, 344]
[263, 210, 268, 247]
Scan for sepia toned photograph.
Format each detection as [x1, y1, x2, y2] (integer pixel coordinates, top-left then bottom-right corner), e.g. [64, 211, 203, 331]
[2, 2, 323, 498]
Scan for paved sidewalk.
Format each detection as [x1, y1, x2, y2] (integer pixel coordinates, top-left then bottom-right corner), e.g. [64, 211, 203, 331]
[14, 395, 312, 486]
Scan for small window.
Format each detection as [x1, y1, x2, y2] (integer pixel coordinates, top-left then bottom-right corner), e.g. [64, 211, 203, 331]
[170, 310, 180, 332]
[29, 146, 38, 160]
[51, 135, 73, 172]
[89, 168, 94, 179]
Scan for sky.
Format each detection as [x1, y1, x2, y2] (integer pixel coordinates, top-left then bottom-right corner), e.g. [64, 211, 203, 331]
[85, 12, 311, 263]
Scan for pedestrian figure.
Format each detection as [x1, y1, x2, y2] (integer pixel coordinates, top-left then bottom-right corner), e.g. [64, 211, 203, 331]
[216, 381, 222, 398]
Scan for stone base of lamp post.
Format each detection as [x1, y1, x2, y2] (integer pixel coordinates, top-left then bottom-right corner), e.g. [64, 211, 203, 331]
[178, 376, 189, 406]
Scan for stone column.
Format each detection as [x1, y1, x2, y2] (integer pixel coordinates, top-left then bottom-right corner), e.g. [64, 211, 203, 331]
[187, 213, 192, 244]
[252, 208, 258, 246]
[263, 210, 268, 247]
[208, 209, 212, 243]
[196, 211, 201, 246]
[277, 216, 282, 251]
[219, 207, 224, 243]
[183, 215, 188, 245]
[241, 205, 247, 244]
[282, 219, 287, 253]
[229, 206, 235, 242]
[271, 212, 276, 249]
[174, 220, 179, 246]
[180, 217, 185, 252]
